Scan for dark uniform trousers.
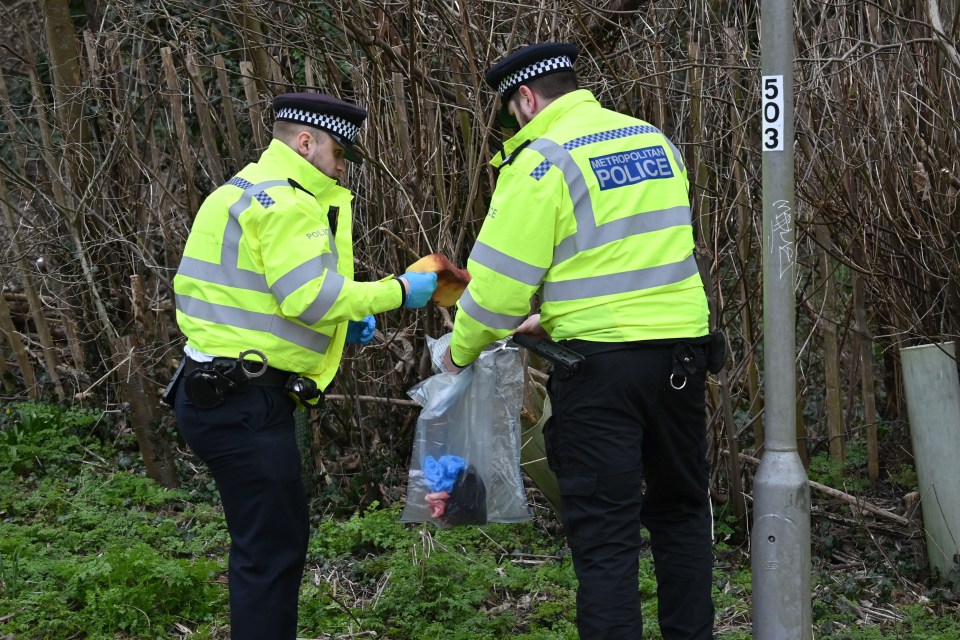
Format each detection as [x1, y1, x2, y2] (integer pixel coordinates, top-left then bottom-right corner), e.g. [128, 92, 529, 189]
[545, 342, 715, 640]
[175, 384, 309, 640]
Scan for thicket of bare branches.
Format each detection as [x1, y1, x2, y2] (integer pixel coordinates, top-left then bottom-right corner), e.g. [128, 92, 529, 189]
[0, 0, 958, 498]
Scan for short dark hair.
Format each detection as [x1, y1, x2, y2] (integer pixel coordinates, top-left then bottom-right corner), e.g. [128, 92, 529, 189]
[507, 70, 579, 116]
[526, 70, 579, 99]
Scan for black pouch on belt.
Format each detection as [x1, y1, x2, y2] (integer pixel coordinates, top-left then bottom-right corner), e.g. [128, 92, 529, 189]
[672, 343, 700, 376]
[670, 342, 709, 390]
[706, 330, 727, 374]
[161, 359, 186, 408]
[183, 363, 242, 409]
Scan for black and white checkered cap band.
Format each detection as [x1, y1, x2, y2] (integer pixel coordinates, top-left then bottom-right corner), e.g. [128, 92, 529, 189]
[276, 107, 361, 143]
[497, 55, 574, 95]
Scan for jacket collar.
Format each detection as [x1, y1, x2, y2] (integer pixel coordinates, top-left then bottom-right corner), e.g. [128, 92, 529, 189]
[491, 89, 599, 168]
[260, 138, 346, 198]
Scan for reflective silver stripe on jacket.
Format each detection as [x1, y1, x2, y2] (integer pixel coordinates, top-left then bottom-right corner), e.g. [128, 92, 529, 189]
[177, 256, 270, 293]
[542, 255, 699, 302]
[298, 271, 345, 326]
[176, 294, 331, 355]
[458, 288, 527, 330]
[177, 177, 339, 353]
[270, 253, 339, 302]
[469, 241, 548, 286]
[221, 178, 289, 266]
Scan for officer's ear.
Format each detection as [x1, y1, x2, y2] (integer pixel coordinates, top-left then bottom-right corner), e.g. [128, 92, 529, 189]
[295, 130, 314, 157]
[512, 86, 539, 126]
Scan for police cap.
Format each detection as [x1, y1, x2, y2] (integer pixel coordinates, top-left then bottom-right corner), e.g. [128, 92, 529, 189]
[484, 42, 579, 128]
[273, 92, 367, 164]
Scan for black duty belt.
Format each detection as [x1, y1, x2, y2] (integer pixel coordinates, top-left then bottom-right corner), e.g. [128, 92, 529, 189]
[163, 350, 323, 409]
[182, 357, 292, 388]
[558, 335, 712, 356]
[558, 331, 726, 377]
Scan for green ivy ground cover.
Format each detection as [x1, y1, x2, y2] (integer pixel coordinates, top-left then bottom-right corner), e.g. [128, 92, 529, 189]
[0, 402, 957, 639]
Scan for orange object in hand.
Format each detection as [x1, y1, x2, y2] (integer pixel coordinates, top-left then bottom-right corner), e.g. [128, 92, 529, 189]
[405, 253, 471, 307]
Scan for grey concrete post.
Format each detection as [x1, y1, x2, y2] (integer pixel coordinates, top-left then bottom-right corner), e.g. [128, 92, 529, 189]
[901, 341, 960, 582]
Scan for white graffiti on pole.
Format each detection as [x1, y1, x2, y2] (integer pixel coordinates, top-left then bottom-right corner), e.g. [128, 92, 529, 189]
[771, 199, 794, 279]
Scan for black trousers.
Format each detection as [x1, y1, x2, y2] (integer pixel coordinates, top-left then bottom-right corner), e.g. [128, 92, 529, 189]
[175, 384, 308, 640]
[545, 342, 715, 640]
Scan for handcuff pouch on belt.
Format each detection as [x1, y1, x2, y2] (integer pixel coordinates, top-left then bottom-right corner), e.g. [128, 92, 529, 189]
[182, 349, 269, 409]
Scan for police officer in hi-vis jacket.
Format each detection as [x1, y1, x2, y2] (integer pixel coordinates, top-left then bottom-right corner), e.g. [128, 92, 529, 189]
[442, 43, 715, 639]
[170, 93, 437, 639]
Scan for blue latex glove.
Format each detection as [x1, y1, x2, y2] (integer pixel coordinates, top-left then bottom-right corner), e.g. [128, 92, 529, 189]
[423, 454, 467, 492]
[345, 315, 376, 345]
[401, 271, 438, 309]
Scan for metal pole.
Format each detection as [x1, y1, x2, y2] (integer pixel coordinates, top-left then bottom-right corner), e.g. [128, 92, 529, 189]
[752, 1, 812, 638]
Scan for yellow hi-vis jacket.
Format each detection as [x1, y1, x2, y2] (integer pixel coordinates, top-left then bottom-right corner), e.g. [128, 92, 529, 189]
[174, 139, 402, 391]
[449, 89, 709, 366]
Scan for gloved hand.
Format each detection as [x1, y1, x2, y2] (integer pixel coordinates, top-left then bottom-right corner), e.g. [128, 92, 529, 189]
[442, 346, 466, 375]
[345, 315, 376, 345]
[400, 271, 438, 309]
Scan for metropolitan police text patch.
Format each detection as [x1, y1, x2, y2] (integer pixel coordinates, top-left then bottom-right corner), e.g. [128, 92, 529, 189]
[590, 146, 674, 191]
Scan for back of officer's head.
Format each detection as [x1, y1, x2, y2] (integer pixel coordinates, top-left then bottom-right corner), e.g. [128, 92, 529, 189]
[484, 42, 580, 128]
[507, 70, 579, 114]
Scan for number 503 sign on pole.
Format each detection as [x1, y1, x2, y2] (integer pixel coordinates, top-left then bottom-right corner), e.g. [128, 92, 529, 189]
[762, 75, 785, 152]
